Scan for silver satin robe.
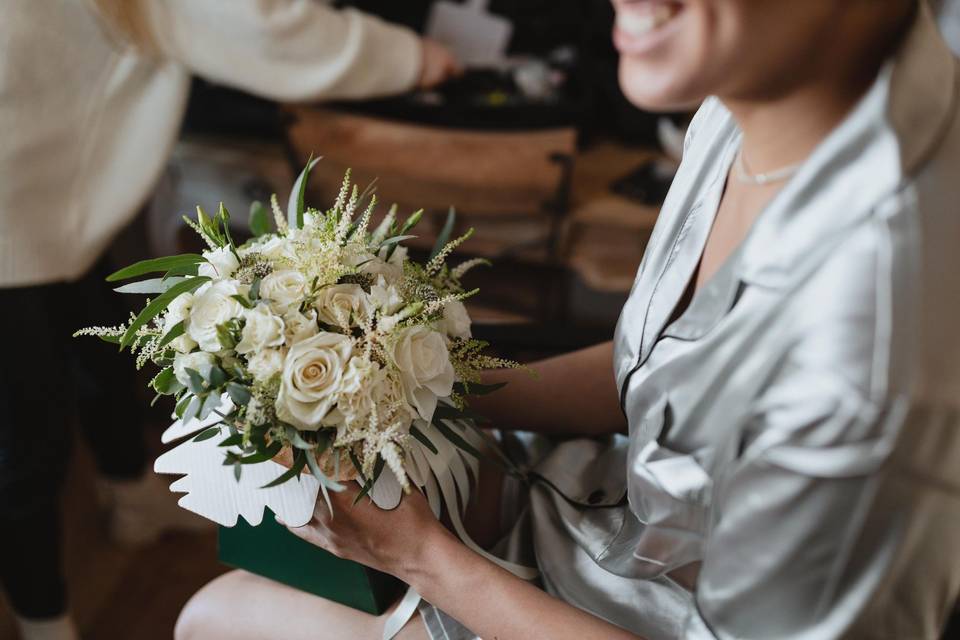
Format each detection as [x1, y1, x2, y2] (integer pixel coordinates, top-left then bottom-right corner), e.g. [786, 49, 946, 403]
[421, 7, 960, 639]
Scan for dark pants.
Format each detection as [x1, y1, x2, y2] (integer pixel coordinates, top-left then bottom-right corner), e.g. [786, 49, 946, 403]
[0, 260, 148, 618]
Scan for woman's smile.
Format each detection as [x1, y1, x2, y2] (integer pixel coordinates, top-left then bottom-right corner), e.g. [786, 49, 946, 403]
[612, 0, 687, 56]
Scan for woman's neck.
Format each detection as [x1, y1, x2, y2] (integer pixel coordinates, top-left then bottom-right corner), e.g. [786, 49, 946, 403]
[722, 2, 916, 173]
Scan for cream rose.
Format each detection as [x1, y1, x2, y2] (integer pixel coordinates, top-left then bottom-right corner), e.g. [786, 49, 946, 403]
[438, 300, 472, 339]
[276, 332, 353, 430]
[185, 280, 244, 352]
[246, 348, 284, 381]
[284, 308, 320, 343]
[173, 351, 217, 387]
[236, 304, 285, 354]
[314, 284, 372, 328]
[198, 246, 240, 279]
[162, 291, 198, 353]
[387, 325, 455, 421]
[260, 269, 307, 313]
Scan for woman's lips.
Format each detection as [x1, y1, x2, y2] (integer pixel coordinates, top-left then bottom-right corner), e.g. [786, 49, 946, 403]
[613, 1, 685, 55]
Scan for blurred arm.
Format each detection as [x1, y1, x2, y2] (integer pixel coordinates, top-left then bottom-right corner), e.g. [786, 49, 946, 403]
[143, 0, 423, 101]
[472, 341, 627, 437]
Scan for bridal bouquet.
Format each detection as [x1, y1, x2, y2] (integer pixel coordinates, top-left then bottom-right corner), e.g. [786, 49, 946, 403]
[77, 160, 517, 508]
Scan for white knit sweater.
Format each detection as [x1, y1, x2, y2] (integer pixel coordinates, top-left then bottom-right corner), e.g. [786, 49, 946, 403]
[0, 0, 422, 287]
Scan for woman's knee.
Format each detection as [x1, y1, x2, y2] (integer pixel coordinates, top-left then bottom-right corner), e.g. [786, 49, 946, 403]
[175, 571, 248, 640]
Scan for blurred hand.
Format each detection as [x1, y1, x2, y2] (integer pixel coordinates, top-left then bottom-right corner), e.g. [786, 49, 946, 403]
[417, 38, 463, 90]
[284, 483, 451, 579]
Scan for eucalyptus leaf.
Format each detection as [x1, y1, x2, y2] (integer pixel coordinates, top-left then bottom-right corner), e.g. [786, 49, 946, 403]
[106, 254, 205, 282]
[183, 395, 201, 423]
[199, 392, 222, 420]
[284, 424, 315, 450]
[306, 448, 345, 491]
[226, 382, 252, 406]
[208, 365, 227, 388]
[119, 277, 209, 349]
[238, 441, 283, 464]
[113, 277, 186, 294]
[184, 368, 206, 395]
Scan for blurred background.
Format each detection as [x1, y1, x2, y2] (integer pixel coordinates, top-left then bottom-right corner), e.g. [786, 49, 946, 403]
[2, 1, 959, 638]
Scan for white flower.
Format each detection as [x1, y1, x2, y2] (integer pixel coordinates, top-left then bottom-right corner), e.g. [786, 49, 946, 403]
[387, 325, 455, 422]
[342, 243, 375, 268]
[276, 332, 353, 430]
[162, 292, 198, 353]
[242, 235, 296, 262]
[198, 246, 240, 280]
[236, 304, 285, 355]
[246, 348, 284, 381]
[369, 276, 404, 315]
[438, 300, 472, 339]
[260, 269, 307, 313]
[360, 246, 407, 284]
[284, 308, 319, 343]
[314, 284, 372, 328]
[185, 280, 244, 352]
[173, 351, 217, 387]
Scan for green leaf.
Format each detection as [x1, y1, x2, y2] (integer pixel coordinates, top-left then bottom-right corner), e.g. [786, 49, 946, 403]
[98, 334, 121, 345]
[249, 277, 262, 302]
[184, 368, 206, 395]
[379, 235, 416, 249]
[234, 461, 242, 482]
[353, 456, 385, 505]
[409, 424, 438, 455]
[113, 277, 186, 294]
[431, 418, 482, 459]
[163, 262, 200, 279]
[231, 294, 254, 309]
[226, 382, 252, 406]
[119, 276, 209, 349]
[218, 433, 243, 447]
[157, 320, 185, 351]
[261, 449, 307, 488]
[106, 254, 205, 282]
[192, 426, 221, 442]
[175, 394, 192, 419]
[288, 155, 321, 230]
[216, 323, 237, 351]
[429, 208, 457, 262]
[238, 440, 283, 464]
[218, 202, 238, 253]
[249, 201, 271, 237]
[152, 367, 176, 394]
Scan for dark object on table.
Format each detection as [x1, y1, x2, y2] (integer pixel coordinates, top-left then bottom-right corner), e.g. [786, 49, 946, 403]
[218, 510, 404, 614]
[610, 159, 677, 206]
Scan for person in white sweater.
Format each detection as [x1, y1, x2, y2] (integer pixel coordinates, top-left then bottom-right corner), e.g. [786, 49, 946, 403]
[0, 2, 459, 639]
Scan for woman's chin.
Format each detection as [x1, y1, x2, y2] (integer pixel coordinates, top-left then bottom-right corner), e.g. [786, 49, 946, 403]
[618, 61, 705, 112]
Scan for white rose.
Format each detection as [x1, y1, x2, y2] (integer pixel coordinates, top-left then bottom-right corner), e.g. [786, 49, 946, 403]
[342, 243, 376, 268]
[387, 325, 455, 422]
[198, 246, 240, 280]
[438, 300, 472, 339]
[236, 304, 285, 354]
[284, 308, 320, 343]
[369, 276, 404, 315]
[360, 246, 407, 284]
[276, 332, 353, 430]
[246, 348, 284, 381]
[173, 351, 217, 387]
[314, 284, 372, 328]
[260, 269, 307, 313]
[162, 292, 198, 353]
[185, 280, 244, 352]
[243, 236, 296, 263]
[322, 356, 377, 428]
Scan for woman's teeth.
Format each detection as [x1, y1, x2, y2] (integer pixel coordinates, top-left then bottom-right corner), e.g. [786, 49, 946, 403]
[616, 4, 679, 37]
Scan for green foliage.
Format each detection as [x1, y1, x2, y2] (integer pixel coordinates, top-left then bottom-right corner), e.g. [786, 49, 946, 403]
[249, 201, 271, 237]
[106, 254, 205, 282]
[119, 276, 210, 349]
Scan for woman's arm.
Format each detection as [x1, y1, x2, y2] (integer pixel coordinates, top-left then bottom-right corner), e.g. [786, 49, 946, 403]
[286, 488, 641, 640]
[471, 341, 626, 437]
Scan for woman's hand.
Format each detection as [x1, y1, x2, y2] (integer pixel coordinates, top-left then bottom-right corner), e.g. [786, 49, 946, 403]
[417, 38, 462, 89]
[283, 483, 451, 579]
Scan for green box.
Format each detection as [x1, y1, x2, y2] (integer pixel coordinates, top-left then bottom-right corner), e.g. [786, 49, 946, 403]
[218, 508, 404, 615]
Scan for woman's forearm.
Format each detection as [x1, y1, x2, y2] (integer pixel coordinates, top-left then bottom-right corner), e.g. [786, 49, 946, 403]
[472, 341, 625, 436]
[402, 525, 641, 640]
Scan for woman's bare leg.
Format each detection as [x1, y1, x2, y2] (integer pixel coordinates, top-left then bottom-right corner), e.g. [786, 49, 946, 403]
[175, 570, 428, 640]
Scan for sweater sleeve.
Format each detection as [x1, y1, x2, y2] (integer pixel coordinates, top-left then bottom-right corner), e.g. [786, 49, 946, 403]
[143, 0, 422, 101]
